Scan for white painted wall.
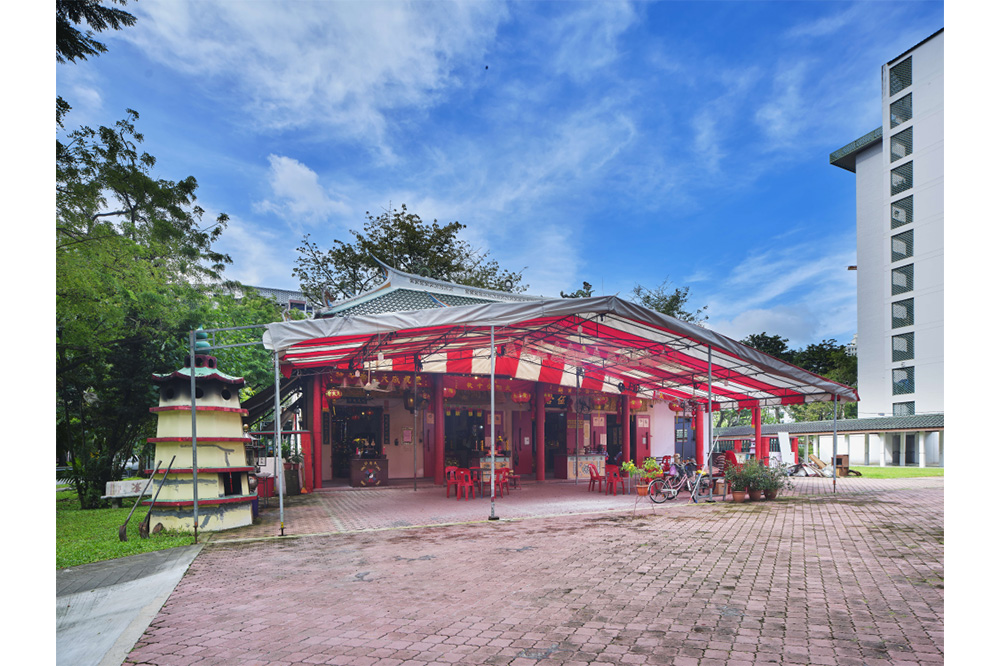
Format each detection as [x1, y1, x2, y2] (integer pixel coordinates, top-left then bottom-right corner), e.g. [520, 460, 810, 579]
[854, 31, 944, 418]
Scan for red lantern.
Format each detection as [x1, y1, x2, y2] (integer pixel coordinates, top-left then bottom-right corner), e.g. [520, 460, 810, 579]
[629, 398, 643, 410]
[442, 387, 456, 399]
[511, 391, 532, 404]
[325, 387, 343, 401]
[668, 401, 682, 412]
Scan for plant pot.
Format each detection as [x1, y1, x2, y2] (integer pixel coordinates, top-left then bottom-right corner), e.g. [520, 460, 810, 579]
[731, 490, 746, 503]
[284, 463, 300, 471]
[747, 489, 763, 501]
[764, 489, 779, 500]
[637, 484, 649, 496]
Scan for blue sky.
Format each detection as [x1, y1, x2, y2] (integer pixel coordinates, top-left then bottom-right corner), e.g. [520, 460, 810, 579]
[54, 0, 945, 349]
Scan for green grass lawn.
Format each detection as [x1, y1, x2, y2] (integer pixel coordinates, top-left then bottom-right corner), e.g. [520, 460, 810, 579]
[56, 489, 196, 569]
[848, 466, 944, 479]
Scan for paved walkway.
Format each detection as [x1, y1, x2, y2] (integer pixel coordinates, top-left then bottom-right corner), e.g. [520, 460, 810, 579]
[116, 476, 943, 665]
[57, 544, 203, 666]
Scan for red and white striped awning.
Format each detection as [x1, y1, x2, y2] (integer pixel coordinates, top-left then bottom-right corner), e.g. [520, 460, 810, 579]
[262, 296, 857, 410]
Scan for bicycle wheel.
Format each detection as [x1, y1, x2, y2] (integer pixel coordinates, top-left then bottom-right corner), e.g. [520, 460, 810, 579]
[649, 478, 667, 503]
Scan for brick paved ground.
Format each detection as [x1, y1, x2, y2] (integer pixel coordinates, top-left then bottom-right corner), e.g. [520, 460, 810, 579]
[125, 477, 944, 666]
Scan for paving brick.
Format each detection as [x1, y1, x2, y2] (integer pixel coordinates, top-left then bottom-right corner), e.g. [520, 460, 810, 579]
[122, 477, 942, 666]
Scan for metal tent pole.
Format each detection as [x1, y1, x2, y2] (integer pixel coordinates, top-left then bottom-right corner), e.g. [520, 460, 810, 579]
[274, 352, 285, 534]
[575, 367, 581, 485]
[190, 330, 199, 543]
[413, 360, 418, 492]
[832, 395, 838, 494]
[489, 325, 498, 520]
[706, 345, 715, 502]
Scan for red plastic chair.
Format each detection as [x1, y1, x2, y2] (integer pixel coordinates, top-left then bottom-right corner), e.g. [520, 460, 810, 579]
[587, 463, 604, 492]
[491, 468, 510, 498]
[445, 466, 459, 498]
[456, 468, 475, 500]
[605, 465, 625, 496]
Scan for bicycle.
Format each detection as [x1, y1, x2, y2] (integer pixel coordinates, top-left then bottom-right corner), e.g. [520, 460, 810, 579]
[648, 461, 697, 502]
[649, 460, 720, 503]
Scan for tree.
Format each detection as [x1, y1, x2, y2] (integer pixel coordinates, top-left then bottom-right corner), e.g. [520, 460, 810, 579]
[561, 282, 593, 298]
[735, 333, 858, 423]
[57, 0, 136, 64]
[740, 332, 794, 363]
[293, 204, 527, 305]
[631, 280, 707, 323]
[57, 109, 234, 508]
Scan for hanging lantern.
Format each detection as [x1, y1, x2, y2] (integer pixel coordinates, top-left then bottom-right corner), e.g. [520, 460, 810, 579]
[442, 387, 456, 399]
[668, 401, 682, 412]
[511, 391, 532, 404]
[629, 397, 643, 410]
[592, 394, 609, 408]
[325, 387, 343, 401]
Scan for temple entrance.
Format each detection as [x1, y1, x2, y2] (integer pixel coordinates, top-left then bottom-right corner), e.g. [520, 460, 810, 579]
[324, 406, 384, 479]
[544, 411, 567, 477]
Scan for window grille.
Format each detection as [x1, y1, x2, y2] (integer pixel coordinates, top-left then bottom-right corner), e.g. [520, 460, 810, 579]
[892, 366, 915, 395]
[891, 195, 913, 229]
[891, 162, 913, 196]
[893, 401, 915, 416]
[891, 264, 914, 295]
[889, 57, 912, 96]
[890, 127, 913, 162]
[892, 230, 914, 262]
[892, 332, 915, 362]
[890, 94, 912, 128]
[892, 298, 914, 328]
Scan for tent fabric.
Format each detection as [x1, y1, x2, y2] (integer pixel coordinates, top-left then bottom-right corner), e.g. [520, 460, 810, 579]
[262, 295, 857, 410]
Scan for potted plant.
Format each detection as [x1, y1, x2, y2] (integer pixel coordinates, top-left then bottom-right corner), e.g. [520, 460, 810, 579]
[640, 457, 663, 480]
[761, 463, 792, 499]
[744, 458, 766, 501]
[724, 461, 750, 502]
[621, 460, 644, 494]
[281, 442, 304, 470]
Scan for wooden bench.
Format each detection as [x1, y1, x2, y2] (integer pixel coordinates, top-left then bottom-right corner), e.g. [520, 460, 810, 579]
[101, 479, 153, 508]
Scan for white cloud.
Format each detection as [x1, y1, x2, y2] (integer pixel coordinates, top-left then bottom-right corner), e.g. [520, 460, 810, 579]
[546, 0, 637, 82]
[254, 155, 350, 228]
[213, 213, 299, 290]
[126, 0, 507, 156]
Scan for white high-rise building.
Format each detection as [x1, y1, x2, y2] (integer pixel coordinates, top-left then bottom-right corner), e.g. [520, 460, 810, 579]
[831, 29, 944, 421]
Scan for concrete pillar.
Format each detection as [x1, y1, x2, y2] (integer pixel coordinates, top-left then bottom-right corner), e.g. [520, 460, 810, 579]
[433, 374, 445, 485]
[863, 433, 870, 466]
[622, 397, 631, 464]
[534, 382, 545, 481]
[310, 374, 323, 491]
[918, 431, 926, 468]
[879, 432, 887, 467]
[694, 406, 704, 468]
[939, 430, 944, 467]
[752, 407, 765, 465]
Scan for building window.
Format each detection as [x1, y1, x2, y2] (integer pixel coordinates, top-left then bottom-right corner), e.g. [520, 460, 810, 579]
[889, 57, 912, 96]
[890, 94, 912, 128]
[892, 332, 915, 362]
[890, 127, 913, 162]
[892, 367, 915, 395]
[892, 298, 914, 328]
[891, 162, 913, 196]
[891, 230, 914, 262]
[891, 195, 913, 229]
[893, 401, 915, 416]
[891, 264, 914, 295]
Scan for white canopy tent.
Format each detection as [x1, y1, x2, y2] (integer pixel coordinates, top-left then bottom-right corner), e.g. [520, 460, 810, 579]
[262, 295, 857, 409]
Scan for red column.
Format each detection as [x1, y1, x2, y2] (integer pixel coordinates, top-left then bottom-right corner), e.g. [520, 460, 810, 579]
[752, 407, 766, 464]
[534, 383, 546, 481]
[693, 406, 704, 467]
[791, 437, 799, 464]
[622, 397, 631, 464]
[434, 374, 445, 485]
[309, 374, 322, 491]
